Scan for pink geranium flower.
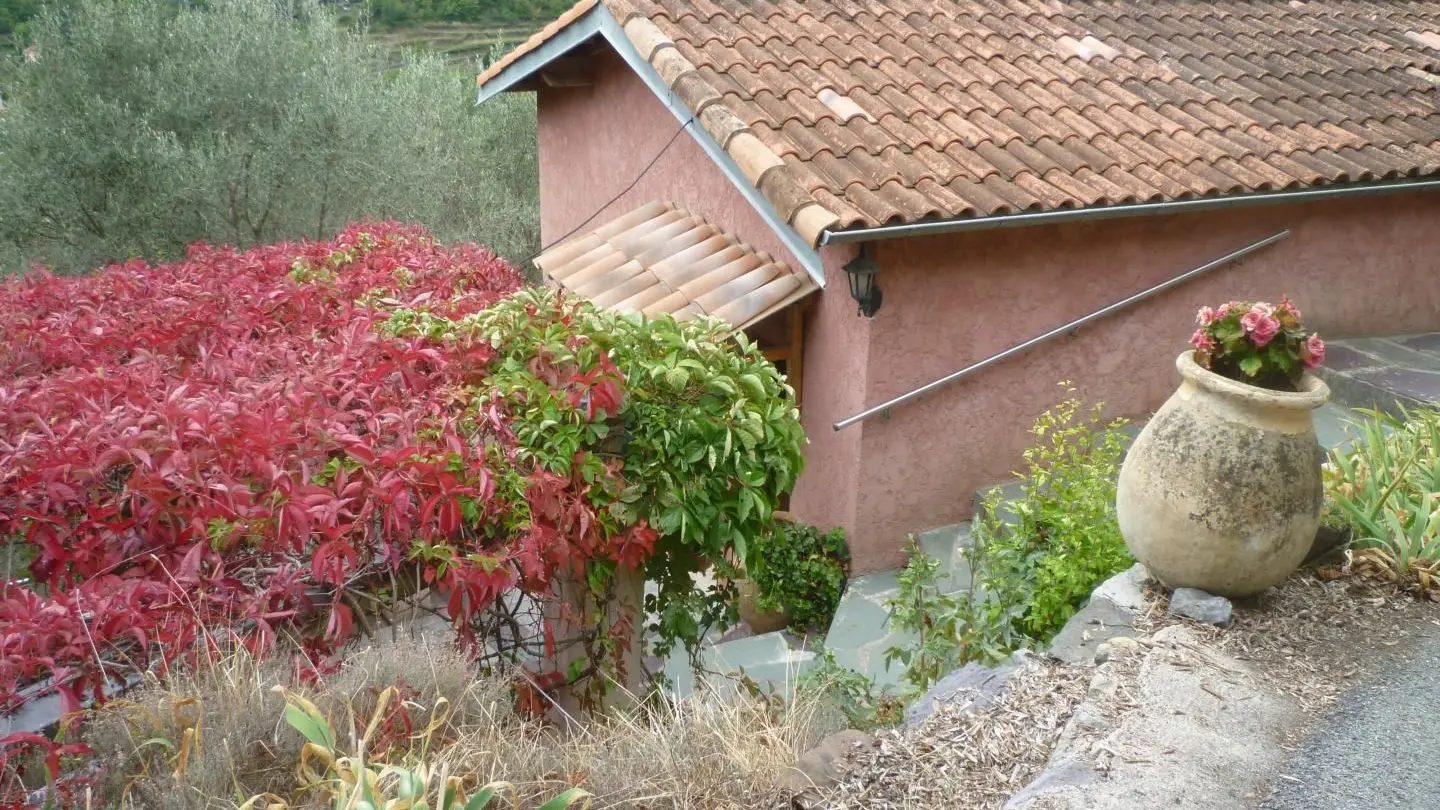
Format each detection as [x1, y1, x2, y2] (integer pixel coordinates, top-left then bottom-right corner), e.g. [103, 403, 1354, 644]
[1190, 328, 1217, 352]
[1303, 333, 1325, 368]
[1278, 296, 1301, 320]
[1240, 307, 1280, 347]
[1196, 306, 1216, 326]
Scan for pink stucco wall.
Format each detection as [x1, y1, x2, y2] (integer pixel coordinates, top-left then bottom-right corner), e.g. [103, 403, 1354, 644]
[536, 52, 796, 271]
[535, 53, 869, 546]
[850, 193, 1440, 572]
[535, 51, 1440, 575]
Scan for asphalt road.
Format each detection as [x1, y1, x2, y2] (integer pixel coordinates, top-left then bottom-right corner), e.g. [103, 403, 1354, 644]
[1260, 632, 1440, 810]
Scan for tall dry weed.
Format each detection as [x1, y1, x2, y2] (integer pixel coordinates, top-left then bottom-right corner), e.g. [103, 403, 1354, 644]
[82, 640, 825, 810]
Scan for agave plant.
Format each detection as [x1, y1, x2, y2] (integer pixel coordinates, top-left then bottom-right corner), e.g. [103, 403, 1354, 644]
[1327, 407, 1440, 590]
[242, 686, 590, 810]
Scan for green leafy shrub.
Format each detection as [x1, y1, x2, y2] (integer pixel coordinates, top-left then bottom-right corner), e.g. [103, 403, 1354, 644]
[385, 287, 806, 663]
[972, 390, 1132, 642]
[881, 540, 975, 695]
[747, 521, 849, 631]
[795, 648, 903, 733]
[885, 388, 1132, 693]
[1326, 407, 1440, 586]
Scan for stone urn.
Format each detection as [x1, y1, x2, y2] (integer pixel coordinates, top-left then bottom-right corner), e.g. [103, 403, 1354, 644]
[1116, 350, 1329, 598]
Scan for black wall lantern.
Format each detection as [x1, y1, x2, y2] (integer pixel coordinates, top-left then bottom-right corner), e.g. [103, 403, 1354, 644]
[843, 244, 883, 317]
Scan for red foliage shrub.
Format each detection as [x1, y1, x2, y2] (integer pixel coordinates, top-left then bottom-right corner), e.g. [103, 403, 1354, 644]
[0, 224, 532, 716]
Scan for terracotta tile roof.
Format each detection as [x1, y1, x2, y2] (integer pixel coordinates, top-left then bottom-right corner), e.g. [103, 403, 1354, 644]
[535, 201, 817, 329]
[482, 1, 1440, 237]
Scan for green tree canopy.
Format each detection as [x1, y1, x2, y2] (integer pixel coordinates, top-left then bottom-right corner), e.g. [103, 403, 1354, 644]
[0, 0, 539, 274]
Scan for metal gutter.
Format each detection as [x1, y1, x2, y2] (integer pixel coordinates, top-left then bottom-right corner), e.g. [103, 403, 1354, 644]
[832, 229, 1291, 431]
[474, 9, 604, 106]
[473, 5, 827, 287]
[819, 177, 1440, 246]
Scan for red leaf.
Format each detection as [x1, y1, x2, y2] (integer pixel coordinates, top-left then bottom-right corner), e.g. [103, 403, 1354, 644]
[326, 601, 354, 643]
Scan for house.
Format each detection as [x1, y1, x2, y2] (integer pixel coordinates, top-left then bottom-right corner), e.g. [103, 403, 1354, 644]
[476, 0, 1440, 575]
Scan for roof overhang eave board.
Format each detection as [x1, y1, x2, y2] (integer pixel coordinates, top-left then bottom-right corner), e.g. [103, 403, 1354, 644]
[475, 7, 604, 105]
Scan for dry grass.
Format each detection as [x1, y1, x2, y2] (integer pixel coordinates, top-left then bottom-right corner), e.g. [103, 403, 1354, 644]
[81, 639, 828, 810]
[820, 658, 1090, 810]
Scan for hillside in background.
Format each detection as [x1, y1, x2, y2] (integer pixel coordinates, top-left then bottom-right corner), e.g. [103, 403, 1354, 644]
[2, 0, 560, 58]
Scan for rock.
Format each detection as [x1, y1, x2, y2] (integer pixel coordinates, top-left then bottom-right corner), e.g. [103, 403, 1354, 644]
[904, 658, 1020, 728]
[1002, 759, 1100, 809]
[782, 729, 873, 794]
[1304, 524, 1352, 567]
[1168, 587, 1233, 625]
[1047, 596, 1139, 665]
[1087, 667, 1118, 702]
[1108, 636, 1141, 658]
[1092, 563, 1153, 613]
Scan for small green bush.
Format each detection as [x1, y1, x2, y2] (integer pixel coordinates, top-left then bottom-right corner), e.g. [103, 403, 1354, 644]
[885, 386, 1132, 693]
[882, 539, 977, 694]
[973, 389, 1132, 642]
[795, 648, 903, 733]
[1326, 407, 1440, 582]
[747, 521, 849, 632]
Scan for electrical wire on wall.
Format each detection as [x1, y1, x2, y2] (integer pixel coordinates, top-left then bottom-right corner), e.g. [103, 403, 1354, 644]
[519, 115, 695, 269]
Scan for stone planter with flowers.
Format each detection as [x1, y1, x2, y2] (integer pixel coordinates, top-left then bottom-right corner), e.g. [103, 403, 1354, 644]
[1117, 299, 1330, 597]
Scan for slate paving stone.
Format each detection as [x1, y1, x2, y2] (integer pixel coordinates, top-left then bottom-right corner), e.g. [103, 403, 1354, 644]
[1320, 343, 1382, 372]
[1321, 334, 1440, 414]
[1353, 367, 1440, 403]
[1344, 337, 1435, 368]
[1398, 332, 1440, 354]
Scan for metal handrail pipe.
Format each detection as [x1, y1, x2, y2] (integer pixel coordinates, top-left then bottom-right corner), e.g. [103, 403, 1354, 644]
[832, 229, 1291, 431]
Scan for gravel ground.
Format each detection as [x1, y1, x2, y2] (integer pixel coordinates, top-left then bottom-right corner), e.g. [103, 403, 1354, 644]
[1260, 629, 1440, 810]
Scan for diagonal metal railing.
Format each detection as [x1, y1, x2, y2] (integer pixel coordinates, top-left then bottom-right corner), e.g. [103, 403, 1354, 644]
[833, 229, 1292, 431]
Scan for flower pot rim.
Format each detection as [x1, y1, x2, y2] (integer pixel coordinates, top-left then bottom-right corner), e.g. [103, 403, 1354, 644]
[1176, 350, 1329, 411]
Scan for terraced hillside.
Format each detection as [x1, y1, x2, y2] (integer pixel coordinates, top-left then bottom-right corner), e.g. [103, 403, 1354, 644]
[369, 21, 539, 68]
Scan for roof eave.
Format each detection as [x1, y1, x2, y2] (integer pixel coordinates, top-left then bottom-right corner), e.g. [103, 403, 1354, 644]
[819, 176, 1440, 245]
[475, 7, 604, 105]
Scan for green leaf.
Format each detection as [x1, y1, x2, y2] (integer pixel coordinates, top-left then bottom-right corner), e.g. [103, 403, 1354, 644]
[739, 373, 767, 399]
[281, 703, 334, 750]
[1237, 355, 1263, 377]
[664, 366, 689, 390]
[464, 785, 502, 810]
[732, 531, 748, 568]
[538, 789, 593, 810]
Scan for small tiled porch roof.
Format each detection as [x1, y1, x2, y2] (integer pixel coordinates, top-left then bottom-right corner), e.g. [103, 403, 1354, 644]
[481, 0, 1440, 238]
[535, 201, 817, 330]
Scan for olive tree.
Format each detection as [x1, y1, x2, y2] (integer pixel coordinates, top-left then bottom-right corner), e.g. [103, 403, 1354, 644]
[0, 0, 538, 274]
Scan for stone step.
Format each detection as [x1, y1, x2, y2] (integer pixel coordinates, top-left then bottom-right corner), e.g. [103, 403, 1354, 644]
[822, 523, 973, 691]
[658, 629, 817, 699]
[1315, 334, 1440, 419]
